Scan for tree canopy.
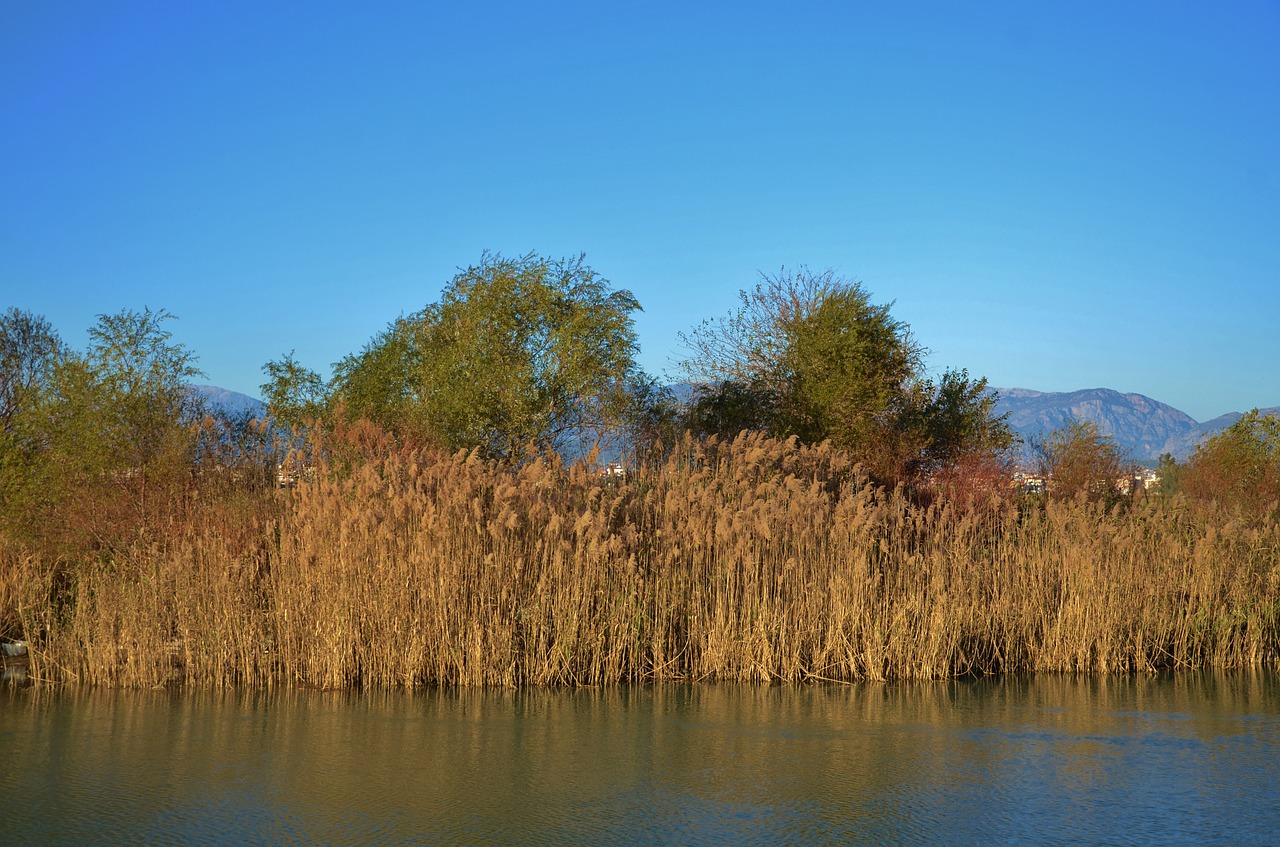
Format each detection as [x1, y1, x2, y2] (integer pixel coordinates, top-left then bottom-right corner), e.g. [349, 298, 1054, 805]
[0, 307, 64, 436]
[260, 351, 328, 433]
[1034, 420, 1135, 503]
[331, 252, 648, 459]
[678, 268, 1011, 483]
[79, 307, 203, 472]
[1181, 410, 1280, 513]
[1, 308, 206, 549]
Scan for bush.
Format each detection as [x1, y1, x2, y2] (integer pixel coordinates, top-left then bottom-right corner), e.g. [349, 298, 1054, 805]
[1182, 410, 1280, 515]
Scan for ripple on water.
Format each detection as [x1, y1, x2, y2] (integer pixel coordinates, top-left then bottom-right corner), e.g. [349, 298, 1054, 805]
[0, 676, 1278, 846]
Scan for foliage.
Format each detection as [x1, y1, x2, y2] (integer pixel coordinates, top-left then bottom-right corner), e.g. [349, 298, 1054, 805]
[683, 378, 781, 446]
[679, 269, 917, 440]
[914, 369, 1015, 475]
[1181, 410, 1280, 514]
[612, 372, 682, 459]
[926, 446, 1016, 513]
[0, 307, 64, 435]
[0, 309, 65, 520]
[329, 318, 420, 438]
[678, 268, 1011, 484]
[1156, 452, 1182, 495]
[7, 432, 1278, 688]
[332, 252, 650, 459]
[260, 350, 328, 432]
[1034, 420, 1135, 503]
[6, 300, 1280, 687]
[0, 308, 205, 550]
[783, 280, 922, 449]
[81, 307, 204, 471]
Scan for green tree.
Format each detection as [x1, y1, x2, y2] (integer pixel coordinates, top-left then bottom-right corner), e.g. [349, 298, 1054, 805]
[914, 368, 1015, 475]
[1034, 420, 1134, 503]
[678, 268, 1011, 483]
[332, 252, 649, 459]
[1155, 452, 1182, 495]
[3, 308, 204, 550]
[0, 309, 66, 525]
[1181, 410, 1280, 512]
[81, 307, 203, 473]
[330, 317, 420, 437]
[260, 351, 328, 431]
[0, 308, 64, 435]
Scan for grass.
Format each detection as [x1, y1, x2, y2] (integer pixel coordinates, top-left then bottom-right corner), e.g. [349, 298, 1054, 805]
[3, 432, 1277, 688]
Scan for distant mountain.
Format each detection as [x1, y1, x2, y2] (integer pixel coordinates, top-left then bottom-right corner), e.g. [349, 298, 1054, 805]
[187, 384, 267, 420]
[990, 387, 1280, 465]
[181, 382, 1278, 468]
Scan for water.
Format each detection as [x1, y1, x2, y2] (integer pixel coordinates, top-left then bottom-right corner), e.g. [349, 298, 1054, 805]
[2, 673, 1278, 845]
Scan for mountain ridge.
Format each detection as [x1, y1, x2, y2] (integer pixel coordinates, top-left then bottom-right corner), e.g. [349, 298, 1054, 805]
[989, 386, 1280, 465]
[184, 383, 1277, 466]
[187, 384, 267, 420]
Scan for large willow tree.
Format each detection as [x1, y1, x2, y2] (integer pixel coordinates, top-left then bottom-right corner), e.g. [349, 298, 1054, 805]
[331, 253, 651, 459]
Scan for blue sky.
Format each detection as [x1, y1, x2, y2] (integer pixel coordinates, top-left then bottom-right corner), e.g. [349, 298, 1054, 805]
[3, 1, 1277, 421]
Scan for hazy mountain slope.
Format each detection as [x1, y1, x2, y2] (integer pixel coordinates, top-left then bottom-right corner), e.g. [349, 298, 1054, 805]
[187, 384, 267, 419]
[182, 382, 1278, 467]
[991, 387, 1279, 465]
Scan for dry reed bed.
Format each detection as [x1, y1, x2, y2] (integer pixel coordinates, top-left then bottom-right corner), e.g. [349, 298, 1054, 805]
[4, 433, 1278, 688]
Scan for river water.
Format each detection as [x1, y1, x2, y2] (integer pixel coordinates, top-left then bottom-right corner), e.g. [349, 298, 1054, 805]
[2, 672, 1278, 845]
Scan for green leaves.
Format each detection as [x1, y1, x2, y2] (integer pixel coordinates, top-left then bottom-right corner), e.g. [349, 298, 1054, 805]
[0, 308, 63, 435]
[1, 308, 206, 550]
[261, 351, 328, 432]
[332, 252, 648, 459]
[87, 308, 200, 401]
[1182, 410, 1280, 513]
[678, 268, 1011, 485]
[81, 308, 203, 471]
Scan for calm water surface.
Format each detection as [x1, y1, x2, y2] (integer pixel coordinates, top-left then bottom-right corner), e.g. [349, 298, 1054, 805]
[2, 672, 1278, 845]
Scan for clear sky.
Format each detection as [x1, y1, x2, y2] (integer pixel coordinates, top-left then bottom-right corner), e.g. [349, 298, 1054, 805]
[3, 1, 1277, 422]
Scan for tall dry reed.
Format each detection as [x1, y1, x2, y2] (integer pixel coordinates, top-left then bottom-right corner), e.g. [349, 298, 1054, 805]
[4, 433, 1278, 688]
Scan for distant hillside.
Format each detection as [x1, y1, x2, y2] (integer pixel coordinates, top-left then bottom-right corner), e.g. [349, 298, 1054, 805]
[187, 384, 267, 420]
[990, 387, 1280, 465]
[182, 382, 1278, 467]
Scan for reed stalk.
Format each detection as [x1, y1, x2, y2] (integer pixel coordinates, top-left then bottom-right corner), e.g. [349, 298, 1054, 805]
[4, 433, 1277, 688]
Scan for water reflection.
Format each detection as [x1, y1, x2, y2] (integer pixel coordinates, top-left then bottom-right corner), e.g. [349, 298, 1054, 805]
[2, 673, 1278, 845]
